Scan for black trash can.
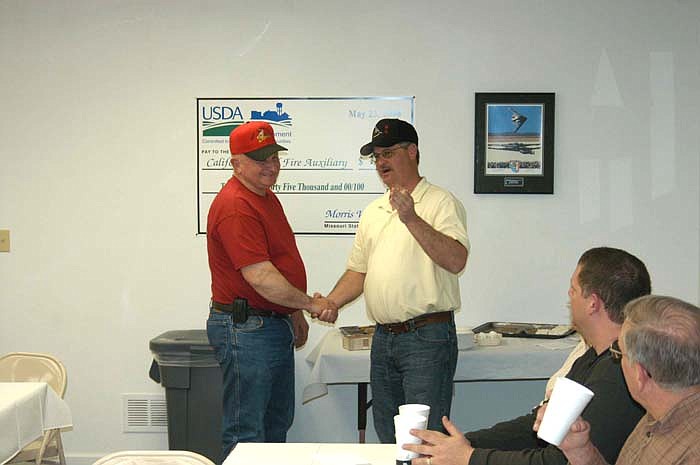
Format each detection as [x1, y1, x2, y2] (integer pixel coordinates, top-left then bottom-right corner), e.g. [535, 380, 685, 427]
[149, 329, 222, 464]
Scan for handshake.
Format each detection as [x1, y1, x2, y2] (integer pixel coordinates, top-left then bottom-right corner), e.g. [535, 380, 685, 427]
[307, 293, 339, 323]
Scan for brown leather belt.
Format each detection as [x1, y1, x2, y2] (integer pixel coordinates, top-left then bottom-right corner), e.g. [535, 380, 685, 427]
[211, 300, 287, 318]
[377, 311, 453, 335]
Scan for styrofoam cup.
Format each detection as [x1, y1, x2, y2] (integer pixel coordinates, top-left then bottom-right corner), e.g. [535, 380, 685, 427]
[537, 377, 594, 446]
[394, 413, 428, 461]
[398, 403, 430, 419]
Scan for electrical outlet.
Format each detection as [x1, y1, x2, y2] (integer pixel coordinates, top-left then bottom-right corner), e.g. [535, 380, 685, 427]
[0, 229, 10, 252]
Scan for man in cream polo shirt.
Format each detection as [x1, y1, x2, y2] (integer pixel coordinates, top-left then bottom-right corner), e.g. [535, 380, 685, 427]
[322, 119, 470, 443]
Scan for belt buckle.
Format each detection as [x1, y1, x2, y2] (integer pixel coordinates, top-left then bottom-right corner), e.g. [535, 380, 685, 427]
[407, 319, 417, 332]
[390, 322, 409, 334]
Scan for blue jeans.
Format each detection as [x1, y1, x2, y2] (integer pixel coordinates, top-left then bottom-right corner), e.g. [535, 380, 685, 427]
[370, 317, 458, 443]
[206, 310, 295, 461]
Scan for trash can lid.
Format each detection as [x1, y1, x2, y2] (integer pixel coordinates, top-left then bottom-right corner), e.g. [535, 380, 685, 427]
[149, 329, 218, 367]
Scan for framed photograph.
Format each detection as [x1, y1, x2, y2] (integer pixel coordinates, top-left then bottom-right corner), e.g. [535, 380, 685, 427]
[474, 93, 555, 194]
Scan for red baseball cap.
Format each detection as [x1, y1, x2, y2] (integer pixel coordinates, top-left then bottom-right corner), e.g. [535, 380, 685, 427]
[229, 121, 287, 161]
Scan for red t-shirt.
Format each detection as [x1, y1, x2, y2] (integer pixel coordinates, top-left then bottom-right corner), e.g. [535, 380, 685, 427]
[207, 177, 307, 314]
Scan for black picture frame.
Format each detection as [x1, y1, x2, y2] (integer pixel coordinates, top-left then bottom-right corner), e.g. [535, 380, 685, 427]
[474, 92, 555, 194]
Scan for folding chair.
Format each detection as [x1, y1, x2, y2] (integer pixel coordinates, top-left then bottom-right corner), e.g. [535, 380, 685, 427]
[0, 352, 68, 465]
[92, 450, 216, 465]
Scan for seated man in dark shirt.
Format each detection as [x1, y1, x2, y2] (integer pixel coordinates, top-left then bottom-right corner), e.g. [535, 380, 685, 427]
[536, 295, 700, 465]
[405, 247, 650, 465]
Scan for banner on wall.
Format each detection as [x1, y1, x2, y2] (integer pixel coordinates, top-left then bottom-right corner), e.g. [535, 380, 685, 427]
[197, 97, 415, 235]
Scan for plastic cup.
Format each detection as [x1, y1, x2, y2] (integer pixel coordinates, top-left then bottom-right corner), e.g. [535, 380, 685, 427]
[537, 377, 594, 446]
[398, 403, 431, 419]
[394, 413, 428, 461]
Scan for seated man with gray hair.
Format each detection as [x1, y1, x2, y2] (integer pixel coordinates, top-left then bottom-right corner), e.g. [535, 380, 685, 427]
[535, 294, 700, 465]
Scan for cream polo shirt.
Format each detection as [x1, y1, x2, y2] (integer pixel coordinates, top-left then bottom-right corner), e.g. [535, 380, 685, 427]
[347, 178, 470, 324]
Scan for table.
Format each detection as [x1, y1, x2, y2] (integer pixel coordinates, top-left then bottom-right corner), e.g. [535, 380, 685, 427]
[0, 382, 73, 465]
[224, 442, 396, 465]
[304, 330, 578, 442]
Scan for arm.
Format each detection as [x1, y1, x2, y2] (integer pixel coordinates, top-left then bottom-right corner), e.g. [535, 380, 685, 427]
[533, 410, 610, 465]
[306, 270, 365, 324]
[240, 260, 335, 315]
[464, 412, 568, 465]
[390, 188, 468, 274]
[465, 414, 566, 465]
[404, 214, 468, 274]
[465, 412, 544, 451]
[467, 445, 567, 465]
[327, 269, 366, 308]
[216, 211, 334, 316]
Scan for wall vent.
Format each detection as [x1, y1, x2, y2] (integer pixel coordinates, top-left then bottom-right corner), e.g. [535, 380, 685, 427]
[122, 393, 167, 433]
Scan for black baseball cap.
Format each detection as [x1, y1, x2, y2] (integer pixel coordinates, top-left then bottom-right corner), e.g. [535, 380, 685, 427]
[360, 119, 418, 156]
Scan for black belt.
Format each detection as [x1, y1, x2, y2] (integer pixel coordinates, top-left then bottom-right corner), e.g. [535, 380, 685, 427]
[378, 311, 453, 335]
[211, 300, 287, 318]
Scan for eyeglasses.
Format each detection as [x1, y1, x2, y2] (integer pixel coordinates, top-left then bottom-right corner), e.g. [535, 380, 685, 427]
[610, 340, 624, 360]
[610, 340, 654, 378]
[369, 143, 410, 163]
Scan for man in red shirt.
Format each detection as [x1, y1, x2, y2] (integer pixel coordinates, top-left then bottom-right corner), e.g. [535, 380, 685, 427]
[206, 121, 335, 461]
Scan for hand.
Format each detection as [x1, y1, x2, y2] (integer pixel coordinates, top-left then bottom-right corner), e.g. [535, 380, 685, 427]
[532, 400, 547, 427]
[290, 310, 309, 348]
[403, 416, 473, 465]
[533, 406, 592, 454]
[560, 418, 592, 451]
[309, 292, 339, 323]
[389, 187, 418, 224]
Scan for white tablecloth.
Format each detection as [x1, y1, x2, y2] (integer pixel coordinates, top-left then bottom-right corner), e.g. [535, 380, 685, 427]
[224, 443, 396, 465]
[0, 382, 73, 465]
[303, 329, 579, 403]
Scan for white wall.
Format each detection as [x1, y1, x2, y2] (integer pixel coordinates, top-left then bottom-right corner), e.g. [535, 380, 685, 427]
[1, 0, 698, 463]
